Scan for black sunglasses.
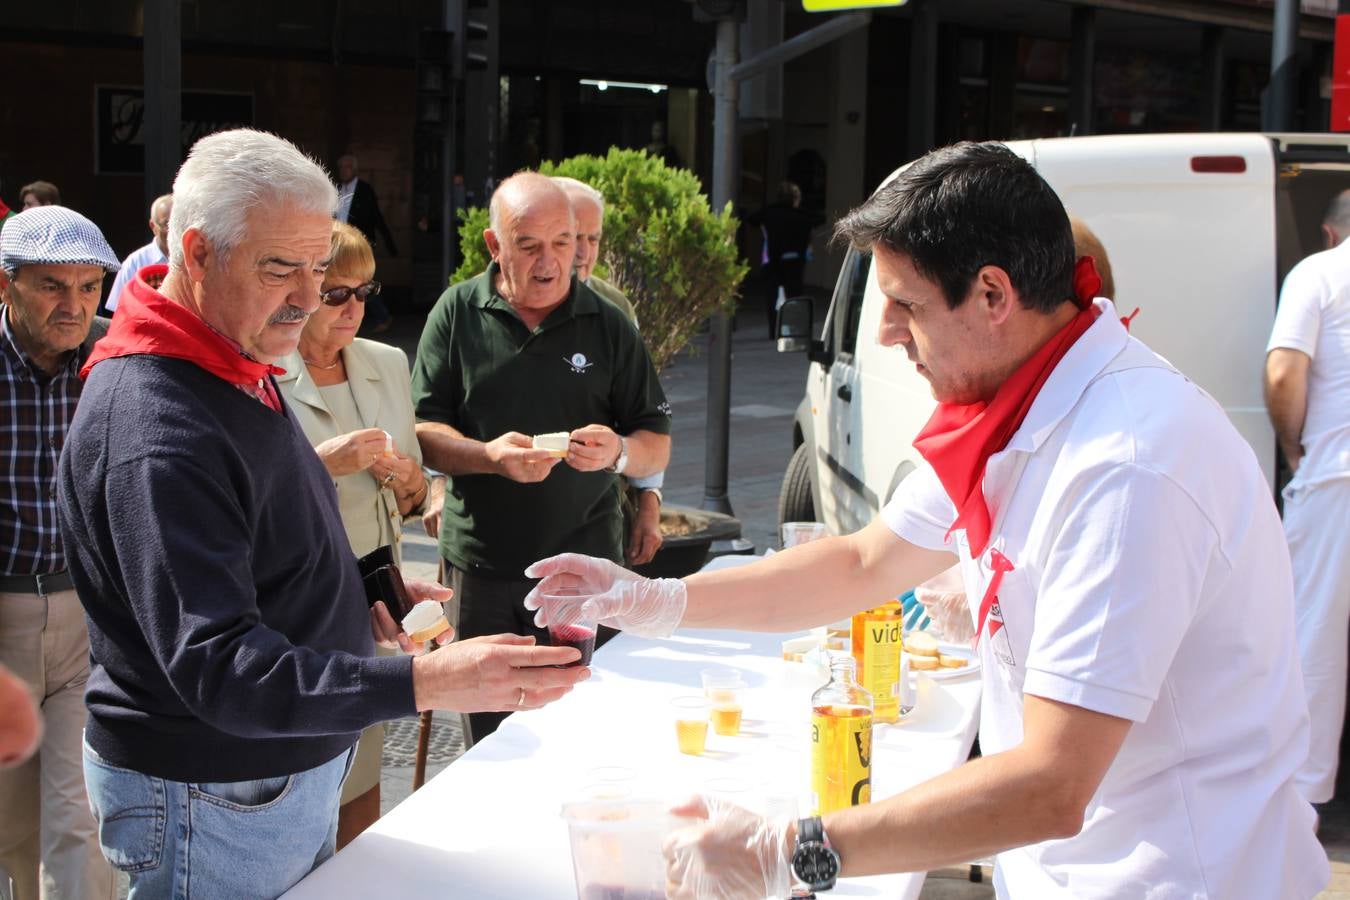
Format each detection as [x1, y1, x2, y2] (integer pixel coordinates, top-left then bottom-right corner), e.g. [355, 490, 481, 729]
[320, 280, 382, 306]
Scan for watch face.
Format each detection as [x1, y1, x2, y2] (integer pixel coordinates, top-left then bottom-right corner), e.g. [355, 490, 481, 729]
[793, 842, 840, 888]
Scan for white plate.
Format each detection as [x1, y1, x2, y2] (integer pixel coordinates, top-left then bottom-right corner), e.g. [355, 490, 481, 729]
[904, 642, 980, 681]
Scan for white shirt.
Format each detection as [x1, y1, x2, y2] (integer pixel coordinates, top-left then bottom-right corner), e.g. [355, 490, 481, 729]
[1267, 237, 1350, 487]
[884, 301, 1326, 899]
[105, 241, 166, 312]
[336, 178, 357, 224]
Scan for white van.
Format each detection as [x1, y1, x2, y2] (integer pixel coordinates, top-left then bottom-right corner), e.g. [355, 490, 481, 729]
[776, 133, 1350, 536]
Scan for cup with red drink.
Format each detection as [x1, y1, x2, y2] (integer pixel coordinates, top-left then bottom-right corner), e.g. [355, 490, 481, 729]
[539, 586, 597, 668]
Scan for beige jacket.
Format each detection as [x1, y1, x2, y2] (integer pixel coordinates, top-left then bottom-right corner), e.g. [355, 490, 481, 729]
[277, 338, 422, 563]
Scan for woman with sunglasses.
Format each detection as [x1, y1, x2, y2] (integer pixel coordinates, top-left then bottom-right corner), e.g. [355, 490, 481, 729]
[277, 221, 429, 846]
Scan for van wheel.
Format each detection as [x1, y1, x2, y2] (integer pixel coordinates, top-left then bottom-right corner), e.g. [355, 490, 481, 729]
[778, 443, 816, 527]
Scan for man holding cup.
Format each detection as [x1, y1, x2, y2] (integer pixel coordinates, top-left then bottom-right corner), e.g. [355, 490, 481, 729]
[527, 142, 1326, 897]
[60, 129, 589, 898]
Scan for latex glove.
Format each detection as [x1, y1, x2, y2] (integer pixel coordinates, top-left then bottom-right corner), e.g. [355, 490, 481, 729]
[663, 795, 793, 900]
[913, 565, 974, 644]
[523, 553, 686, 639]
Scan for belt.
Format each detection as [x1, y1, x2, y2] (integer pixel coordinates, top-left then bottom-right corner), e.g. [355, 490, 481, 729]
[0, 570, 74, 595]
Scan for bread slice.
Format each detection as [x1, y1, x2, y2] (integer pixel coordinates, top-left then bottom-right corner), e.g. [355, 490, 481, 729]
[908, 654, 940, 671]
[938, 653, 968, 669]
[905, 631, 940, 658]
[532, 432, 571, 457]
[403, 600, 450, 643]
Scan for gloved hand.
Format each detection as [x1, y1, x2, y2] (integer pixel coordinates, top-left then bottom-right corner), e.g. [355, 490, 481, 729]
[913, 565, 974, 644]
[523, 553, 687, 639]
[662, 794, 793, 900]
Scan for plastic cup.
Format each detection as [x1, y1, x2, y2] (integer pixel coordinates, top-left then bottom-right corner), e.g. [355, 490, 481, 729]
[540, 587, 597, 668]
[780, 521, 827, 549]
[701, 668, 745, 736]
[671, 696, 709, 755]
[562, 799, 690, 899]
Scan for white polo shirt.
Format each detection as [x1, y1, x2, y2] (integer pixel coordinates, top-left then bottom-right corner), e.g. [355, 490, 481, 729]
[1267, 237, 1350, 487]
[106, 241, 166, 312]
[884, 301, 1327, 899]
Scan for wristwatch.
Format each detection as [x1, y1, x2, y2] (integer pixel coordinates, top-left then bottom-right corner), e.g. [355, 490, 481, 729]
[791, 816, 840, 892]
[606, 436, 629, 475]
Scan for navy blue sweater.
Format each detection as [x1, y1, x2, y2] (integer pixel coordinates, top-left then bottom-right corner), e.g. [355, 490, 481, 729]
[59, 355, 416, 781]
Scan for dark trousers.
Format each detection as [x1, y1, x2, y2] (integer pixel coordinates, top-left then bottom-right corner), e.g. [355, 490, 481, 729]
[442, 564, 547, 746]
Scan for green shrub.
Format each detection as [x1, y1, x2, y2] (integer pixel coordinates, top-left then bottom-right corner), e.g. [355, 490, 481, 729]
[450, 148, 747, 371]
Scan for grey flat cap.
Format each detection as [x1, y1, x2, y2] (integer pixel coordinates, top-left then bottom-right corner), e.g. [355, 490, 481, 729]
[1, 206, 120, 275]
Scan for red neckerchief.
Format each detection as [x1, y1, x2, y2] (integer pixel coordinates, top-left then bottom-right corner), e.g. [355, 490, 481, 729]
[0, 198, 11, 220]
[81, 264, 286, 411]
[913, 257, 1103, 561]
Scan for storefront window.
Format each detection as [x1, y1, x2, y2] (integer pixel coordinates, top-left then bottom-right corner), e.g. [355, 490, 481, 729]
[1012, 37, 1069, 139]
[1094, 46, 1201, 133]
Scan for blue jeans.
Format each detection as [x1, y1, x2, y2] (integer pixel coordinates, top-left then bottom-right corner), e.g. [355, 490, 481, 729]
[82, 741, 353, 899]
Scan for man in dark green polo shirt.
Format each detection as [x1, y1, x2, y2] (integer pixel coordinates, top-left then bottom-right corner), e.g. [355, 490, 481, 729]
[412, 172, 671, 743]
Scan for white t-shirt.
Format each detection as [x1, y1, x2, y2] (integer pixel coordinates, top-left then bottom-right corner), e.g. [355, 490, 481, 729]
[1267, 238, 1350, 486]
[884, 301, 1327, 899]
[105, 241, 166, 312]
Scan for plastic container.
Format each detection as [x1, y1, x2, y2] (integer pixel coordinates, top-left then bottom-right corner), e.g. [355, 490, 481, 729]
[561, 799, 690, 900]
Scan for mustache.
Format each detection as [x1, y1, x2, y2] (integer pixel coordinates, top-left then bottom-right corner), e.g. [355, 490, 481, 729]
[267, 304, 312, 326]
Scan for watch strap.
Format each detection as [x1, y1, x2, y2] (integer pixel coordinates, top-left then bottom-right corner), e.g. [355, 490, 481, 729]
[607, 435, 629, 474]
[798, 816, 825, 845]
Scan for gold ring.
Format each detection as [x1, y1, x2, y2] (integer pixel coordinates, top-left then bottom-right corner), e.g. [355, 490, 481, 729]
[517, 687, 526, 708]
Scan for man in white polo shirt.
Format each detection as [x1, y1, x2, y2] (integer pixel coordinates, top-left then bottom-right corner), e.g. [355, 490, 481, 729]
[526, 142, 1327, 898]
[1266, 189, 1350, 805]
[105, 193, 171, 313]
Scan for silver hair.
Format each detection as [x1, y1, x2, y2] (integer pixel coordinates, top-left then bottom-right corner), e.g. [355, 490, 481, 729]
[551, 176, 605, 216]
[168, 129, 337, 269]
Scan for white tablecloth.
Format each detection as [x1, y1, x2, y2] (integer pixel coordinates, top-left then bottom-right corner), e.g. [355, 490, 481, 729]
[284, 628, 982, 900]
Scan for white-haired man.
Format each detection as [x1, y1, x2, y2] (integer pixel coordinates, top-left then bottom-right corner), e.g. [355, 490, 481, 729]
[553, 176, 665, 566]
[0, 206, 117, 900]
[59, 130, 589, 897]
[105, 193, 172, 313]
[412, 171, 671, 744]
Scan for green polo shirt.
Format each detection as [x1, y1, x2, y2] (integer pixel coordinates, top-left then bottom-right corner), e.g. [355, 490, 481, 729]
[412, 264, 671, 576]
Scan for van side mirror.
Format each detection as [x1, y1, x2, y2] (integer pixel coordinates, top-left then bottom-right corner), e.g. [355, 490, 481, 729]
[775, 296, 813, 353]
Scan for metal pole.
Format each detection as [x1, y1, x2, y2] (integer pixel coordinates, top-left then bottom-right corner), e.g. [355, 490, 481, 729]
[1201, 25, 1226, 132]
[702, 16, 739, 517]
[729, 11, 870, 83]
[142, 0, 181, 210]
[907, 0, 938, 160]
[1263, 0, 1300, 131]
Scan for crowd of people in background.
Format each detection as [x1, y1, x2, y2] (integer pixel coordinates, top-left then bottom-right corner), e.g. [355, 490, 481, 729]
[0, 127, 1345, 900]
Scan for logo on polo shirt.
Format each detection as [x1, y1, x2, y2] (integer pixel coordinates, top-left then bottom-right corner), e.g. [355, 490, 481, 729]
[564, 352, 594, 373]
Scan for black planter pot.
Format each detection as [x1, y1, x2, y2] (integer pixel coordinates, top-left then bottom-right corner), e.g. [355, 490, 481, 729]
[632, 504, 742, 579]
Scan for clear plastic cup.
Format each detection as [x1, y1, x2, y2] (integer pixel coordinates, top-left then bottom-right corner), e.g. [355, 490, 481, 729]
[700, 668, 745, 737]
[671, 695, 709, 755]
[540, 587, 597, 668]
[780, 521, 827, 549]
[561, 799, 692, 899]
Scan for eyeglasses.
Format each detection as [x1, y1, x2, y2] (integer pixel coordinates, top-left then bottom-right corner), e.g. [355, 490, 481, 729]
[320, 280, 381, 306]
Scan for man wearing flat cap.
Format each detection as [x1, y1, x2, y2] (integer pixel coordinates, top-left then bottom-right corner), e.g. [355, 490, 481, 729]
[0, 206, 116, 900]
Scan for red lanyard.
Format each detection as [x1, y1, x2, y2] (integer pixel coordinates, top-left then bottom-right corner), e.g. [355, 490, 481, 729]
[974, 548, 1015, 647]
